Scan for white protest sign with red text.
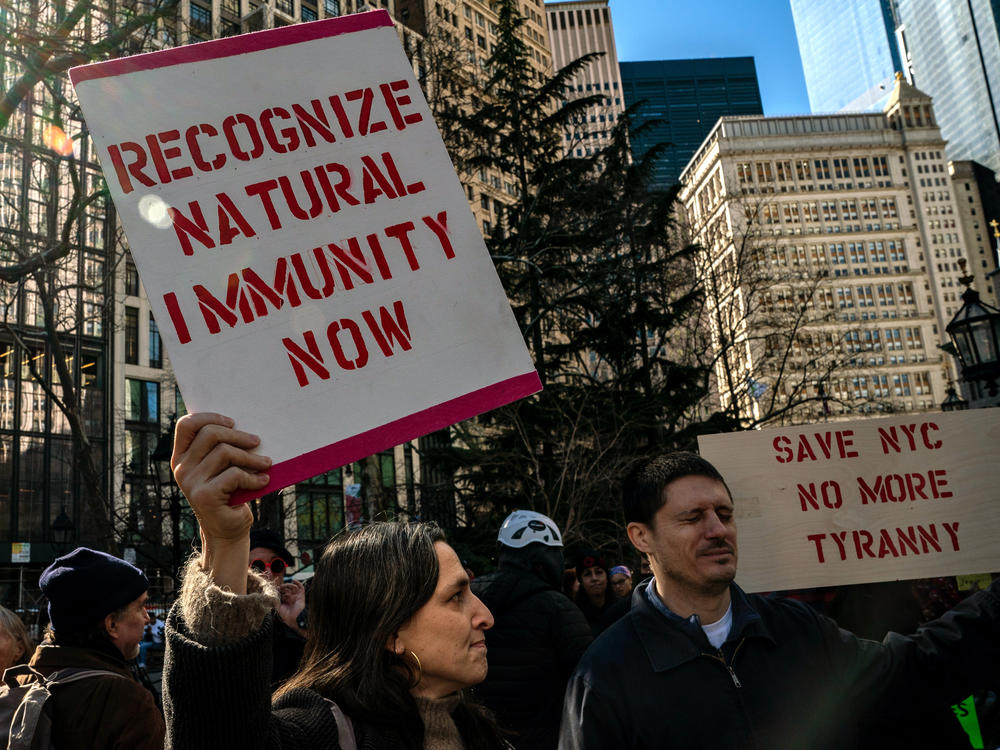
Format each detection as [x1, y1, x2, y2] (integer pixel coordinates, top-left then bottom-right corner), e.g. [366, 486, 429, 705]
[70, 11, 540, 504]
[697, 410, 1000, 592]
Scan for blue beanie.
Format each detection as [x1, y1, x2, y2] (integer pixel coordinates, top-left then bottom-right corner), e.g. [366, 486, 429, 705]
[39, 548, 148, 634]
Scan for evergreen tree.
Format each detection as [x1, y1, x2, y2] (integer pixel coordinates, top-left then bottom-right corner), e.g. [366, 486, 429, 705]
[428, 0, 732, 546]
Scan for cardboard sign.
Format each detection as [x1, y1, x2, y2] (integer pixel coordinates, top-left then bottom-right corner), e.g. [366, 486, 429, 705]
[70, 11, 540, 503]
[953, 696, 984, 749]
[697, 410, 1000, 592]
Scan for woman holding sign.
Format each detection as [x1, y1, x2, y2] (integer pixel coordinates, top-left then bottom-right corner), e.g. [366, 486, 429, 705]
[162, 413, 508, 750]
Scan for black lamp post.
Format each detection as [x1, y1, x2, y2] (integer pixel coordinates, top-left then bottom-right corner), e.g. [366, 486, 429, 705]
[50, 507, 74, 556]
[151, 416, 181, 584]
[945, 268, 1000, 398]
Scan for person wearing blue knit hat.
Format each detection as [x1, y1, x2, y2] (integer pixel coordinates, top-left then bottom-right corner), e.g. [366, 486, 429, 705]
[39, 547, 150, 648]
[15, 547, 165, 750]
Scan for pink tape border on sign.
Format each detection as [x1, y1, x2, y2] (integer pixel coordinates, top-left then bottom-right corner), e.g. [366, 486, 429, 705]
[228, 371, 543, 505]
[68, 10, 393, 85]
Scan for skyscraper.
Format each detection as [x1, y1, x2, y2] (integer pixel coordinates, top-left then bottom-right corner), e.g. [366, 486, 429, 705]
[790, 0, 903, 113]
[895, 0, 1000, 174]
[620, 58, 763, 189]
[545, 1, 626, 157]
[396, 0, 553, 234]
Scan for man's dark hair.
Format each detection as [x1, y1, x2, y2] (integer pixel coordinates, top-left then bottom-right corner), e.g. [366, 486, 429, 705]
[623, 452, 731, 526]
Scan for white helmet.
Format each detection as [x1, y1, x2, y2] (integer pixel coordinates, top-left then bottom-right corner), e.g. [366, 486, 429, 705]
[498, 510, 563, 548]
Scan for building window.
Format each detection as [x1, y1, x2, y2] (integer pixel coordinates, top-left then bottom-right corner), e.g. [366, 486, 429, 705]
[190, 3, 212, 35]
[149, 317, 162, 369]
[127, 379, 159, 424]
[124, 428, 151, 475]
[324, 0, 340, 15]
[124, 258, 139, 296]
[301, 5, 317, 20]
[125, 306, 139, 365]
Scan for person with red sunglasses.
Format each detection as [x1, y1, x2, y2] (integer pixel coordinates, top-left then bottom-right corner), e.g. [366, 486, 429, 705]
[250, 527, 307, 687]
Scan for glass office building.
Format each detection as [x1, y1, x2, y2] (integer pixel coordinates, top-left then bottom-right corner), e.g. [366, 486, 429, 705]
[790, 0, 903, 113]
[620, 58, 763, 189]
[896, 0, 1000, 174]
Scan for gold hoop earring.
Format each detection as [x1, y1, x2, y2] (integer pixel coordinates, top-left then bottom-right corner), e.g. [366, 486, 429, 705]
[407, 650, 423, 686]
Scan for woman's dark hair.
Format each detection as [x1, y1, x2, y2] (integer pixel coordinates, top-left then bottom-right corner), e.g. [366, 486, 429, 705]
[275, 522, 505, 750]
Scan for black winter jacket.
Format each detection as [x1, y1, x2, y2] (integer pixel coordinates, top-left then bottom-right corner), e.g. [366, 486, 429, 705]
[472, 567, 593, 749]
[560, 579, 1000, 750]
[164, 605, 403, 750]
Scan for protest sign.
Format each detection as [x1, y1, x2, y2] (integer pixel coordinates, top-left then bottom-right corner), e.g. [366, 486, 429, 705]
[69, 11, 541, 504]
[697, 410, 1000, 592]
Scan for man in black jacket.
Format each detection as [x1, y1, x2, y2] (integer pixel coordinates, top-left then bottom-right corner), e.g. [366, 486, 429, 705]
[472, 510, 593, 750]
[559, 452, 1000, 750]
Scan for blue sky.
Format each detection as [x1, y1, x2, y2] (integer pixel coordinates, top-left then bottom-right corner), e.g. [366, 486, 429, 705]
[608, 0, 811, 116]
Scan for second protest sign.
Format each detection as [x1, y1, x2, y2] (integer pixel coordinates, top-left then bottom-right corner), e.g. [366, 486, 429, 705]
[698, 410, 1000, 592]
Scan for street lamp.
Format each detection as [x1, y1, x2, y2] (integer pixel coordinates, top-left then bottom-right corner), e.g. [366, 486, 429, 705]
[944, 264, 1000, 398]
[151, 416, 182, 584]
[50, 507, 74, 556]
[940, 383, 969, 412]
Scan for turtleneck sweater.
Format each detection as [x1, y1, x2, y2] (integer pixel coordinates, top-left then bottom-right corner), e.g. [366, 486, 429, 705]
[415, 694, 465, 750]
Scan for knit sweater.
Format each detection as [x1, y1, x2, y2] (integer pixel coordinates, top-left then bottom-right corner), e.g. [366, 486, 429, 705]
[164, 556, 467, 750]
[415, 696, 465, 750]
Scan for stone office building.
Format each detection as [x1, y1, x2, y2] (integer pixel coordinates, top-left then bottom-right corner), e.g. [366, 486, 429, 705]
[679, 77, 998, 423]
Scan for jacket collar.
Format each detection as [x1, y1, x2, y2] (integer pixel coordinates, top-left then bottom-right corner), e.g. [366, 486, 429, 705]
[629, 580, 774, 673]
[29, 643, 133, 678]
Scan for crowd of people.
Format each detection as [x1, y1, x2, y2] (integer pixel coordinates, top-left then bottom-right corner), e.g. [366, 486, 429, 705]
[0, 410, 998, 749]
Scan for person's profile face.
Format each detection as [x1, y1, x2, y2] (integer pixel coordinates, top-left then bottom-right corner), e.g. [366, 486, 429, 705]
[0, 625, 24, 673]
[394, 542, 494, 699]
[109, 591, 150, 660]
